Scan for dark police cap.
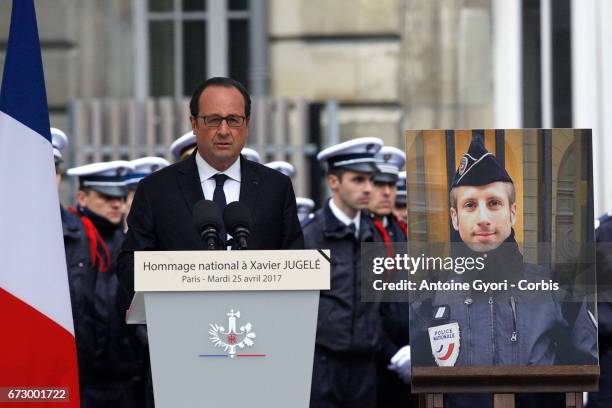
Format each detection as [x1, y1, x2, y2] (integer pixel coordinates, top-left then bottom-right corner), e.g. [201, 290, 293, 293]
[451, 137, 513, 188]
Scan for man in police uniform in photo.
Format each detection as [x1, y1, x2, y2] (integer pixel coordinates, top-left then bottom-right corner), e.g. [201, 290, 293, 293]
[367, 146, 416, 408]
[410, 137, 597, 408]
[303, 137, 383, 408]
[67, 161, 149, 407]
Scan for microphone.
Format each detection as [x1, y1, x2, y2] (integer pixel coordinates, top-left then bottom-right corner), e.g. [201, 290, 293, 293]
[223, 202, 252, 250]
[193, 200, 223, 250]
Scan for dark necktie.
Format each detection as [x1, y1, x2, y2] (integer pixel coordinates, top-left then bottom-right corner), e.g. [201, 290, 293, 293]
[212, 173, 229, 241]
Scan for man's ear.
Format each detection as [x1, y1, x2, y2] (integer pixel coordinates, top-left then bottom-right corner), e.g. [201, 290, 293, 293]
[450, 207, 459, 231]
[189, 115, 198, 132]
[76, 190, 88, 208]
[328, 174, 340, 191]
[510, 202, 517, 226]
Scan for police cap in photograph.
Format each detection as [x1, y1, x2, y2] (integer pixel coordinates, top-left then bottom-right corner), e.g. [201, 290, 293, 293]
[451, 137, 513, 188]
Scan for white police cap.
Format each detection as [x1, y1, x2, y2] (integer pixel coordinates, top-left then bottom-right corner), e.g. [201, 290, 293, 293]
[373, 146, 406, 183]
[296, 197, 315, 223]
[242, 147, 261, 163]
[265, 161, 295, 177]
[51, 127, 68, 162]
[296, 197, 315, 212]
[170, 131, 196, 161]
[67, 160, 135, 198]
[396, 170, 407, 205]
[126, 156, 170, 189]
[317, 137, 383, 173]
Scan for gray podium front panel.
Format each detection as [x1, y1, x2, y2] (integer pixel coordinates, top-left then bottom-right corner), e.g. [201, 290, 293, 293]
[145, 291, 319, 407]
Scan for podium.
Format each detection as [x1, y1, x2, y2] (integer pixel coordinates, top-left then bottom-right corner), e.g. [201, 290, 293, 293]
[127, 249, 330, 408]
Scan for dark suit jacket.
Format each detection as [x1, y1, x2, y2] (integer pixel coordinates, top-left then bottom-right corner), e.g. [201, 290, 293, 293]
[117, 152, 304, 293]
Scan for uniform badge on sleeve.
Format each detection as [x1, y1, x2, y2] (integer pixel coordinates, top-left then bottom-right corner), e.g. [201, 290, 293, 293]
[428, 322, 460, 367]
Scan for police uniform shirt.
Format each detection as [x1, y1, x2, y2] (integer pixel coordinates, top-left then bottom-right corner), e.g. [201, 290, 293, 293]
[328, 198, 360, 238]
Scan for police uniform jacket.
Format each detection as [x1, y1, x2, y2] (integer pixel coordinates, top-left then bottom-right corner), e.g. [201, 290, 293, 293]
[73, 207, 145, 389]
[411, 237, 598, 368]
[61, 206, 100, 383]
[369, 214, 410, 360]
[303, 200, 381, 353]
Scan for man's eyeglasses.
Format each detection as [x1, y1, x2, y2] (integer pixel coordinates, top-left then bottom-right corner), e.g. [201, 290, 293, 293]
[197, 115, 246, 128]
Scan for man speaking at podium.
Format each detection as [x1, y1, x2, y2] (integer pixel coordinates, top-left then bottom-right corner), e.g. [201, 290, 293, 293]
[118, 77, 303, 294]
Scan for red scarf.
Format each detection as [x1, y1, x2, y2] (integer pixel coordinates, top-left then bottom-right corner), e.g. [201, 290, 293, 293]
[68, 207, 110, 273]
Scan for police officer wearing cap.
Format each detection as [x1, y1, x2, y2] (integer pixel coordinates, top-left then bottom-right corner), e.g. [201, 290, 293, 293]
[170, 131, 197, 162]
[296, 197, 316, 224]
[265, 161, 317, 225]
[368, 146, 407, 242]
[242, 147, 262, 163]
[53, 128, 102, 401]
[393, 171, 407, 229]
[366, 146, 416, 408]
[303, 137, 383, 408]
[67, 160, 148, 407]
[410, 137, 597, 408]
[124, 156, 170, 232]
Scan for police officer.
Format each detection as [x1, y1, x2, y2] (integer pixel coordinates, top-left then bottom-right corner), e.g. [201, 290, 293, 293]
[393, 170, 407, 229]
[367, 146, 416, 408]
[52, 128, 100, 399]
[303, 137, 383, 408]
[410, 137, 597, 407]
[368, 146, 407, 242]
[296, 197, 316, 225]
[170, 131, 197, 162]
[66, 160, 148, 407]
[124, 156, 170, 231]
[265, 160, 317, 225]
[242, 147, 262, 163]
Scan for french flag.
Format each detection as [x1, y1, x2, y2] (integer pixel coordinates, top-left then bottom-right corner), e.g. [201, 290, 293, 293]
[0, 0, 80, 406]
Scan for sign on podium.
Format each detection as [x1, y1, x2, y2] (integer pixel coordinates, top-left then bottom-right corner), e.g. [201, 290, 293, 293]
[127, 249, 330, 408]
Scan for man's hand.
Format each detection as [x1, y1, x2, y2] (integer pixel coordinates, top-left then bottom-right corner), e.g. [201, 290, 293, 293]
[388, 345, 411, 383]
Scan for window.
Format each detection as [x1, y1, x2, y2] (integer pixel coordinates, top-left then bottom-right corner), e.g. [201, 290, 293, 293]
[136, 0, 256, 98]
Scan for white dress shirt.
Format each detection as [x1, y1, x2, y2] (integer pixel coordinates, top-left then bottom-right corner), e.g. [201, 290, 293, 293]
[195, 152, 241, 203]
[195, 153, 241, 248]
[329, 198, 361, 238]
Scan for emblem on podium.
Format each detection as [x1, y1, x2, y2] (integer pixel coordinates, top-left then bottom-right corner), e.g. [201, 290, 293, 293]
[208, 309, 257, 358]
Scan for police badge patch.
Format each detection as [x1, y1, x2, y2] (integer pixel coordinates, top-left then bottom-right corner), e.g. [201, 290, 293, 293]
[458, 156, 469, 176]
[428, 322, 460, 367]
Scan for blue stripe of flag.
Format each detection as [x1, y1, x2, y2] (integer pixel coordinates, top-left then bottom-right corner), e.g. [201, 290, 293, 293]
[0, 0, 51, 142]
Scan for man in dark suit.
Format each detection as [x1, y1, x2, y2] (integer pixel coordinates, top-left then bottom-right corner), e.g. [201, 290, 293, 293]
[117, 76, 304, 295]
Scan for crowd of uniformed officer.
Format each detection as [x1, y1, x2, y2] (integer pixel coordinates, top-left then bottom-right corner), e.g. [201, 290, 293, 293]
[53, 125, 611, 408]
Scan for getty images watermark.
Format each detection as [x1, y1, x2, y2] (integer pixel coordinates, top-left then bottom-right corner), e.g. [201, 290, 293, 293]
[359, 242, 579, 302]
[370, 253, 559, 293]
